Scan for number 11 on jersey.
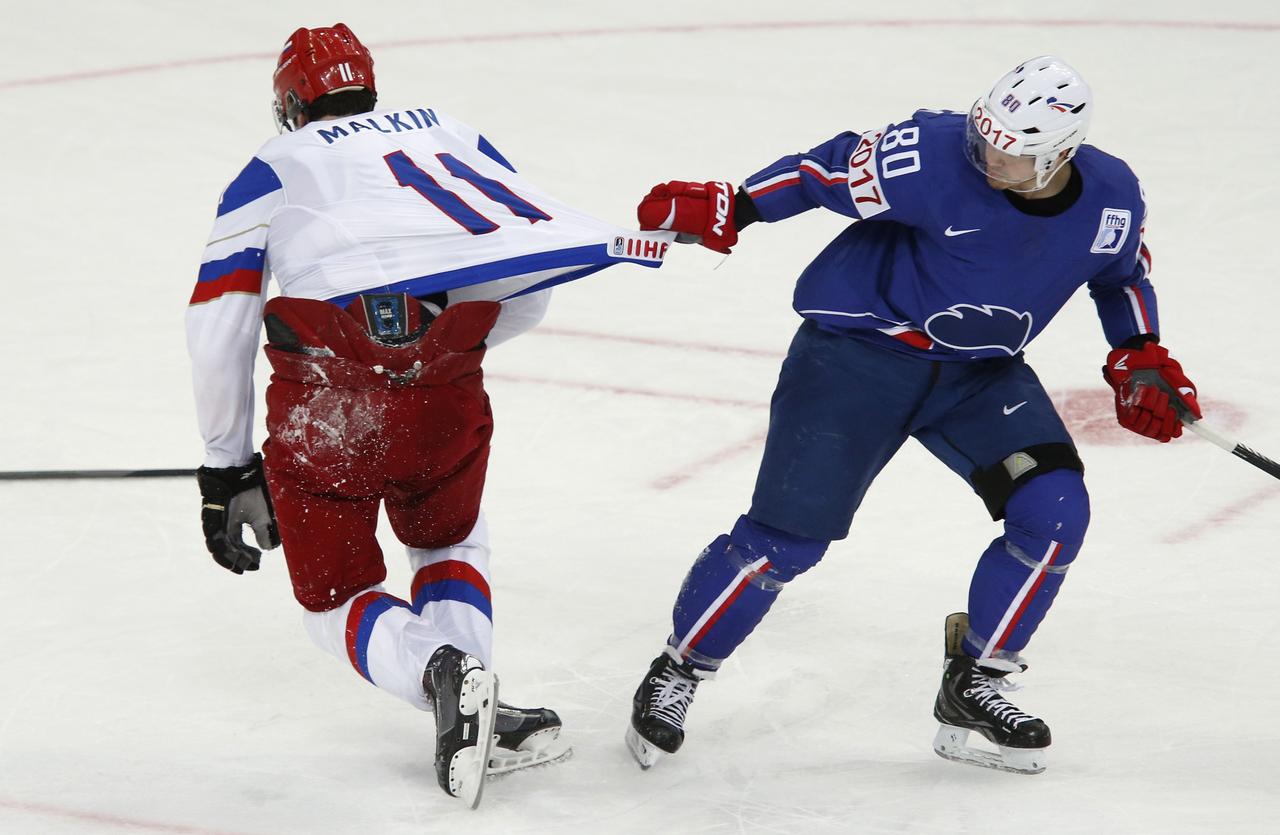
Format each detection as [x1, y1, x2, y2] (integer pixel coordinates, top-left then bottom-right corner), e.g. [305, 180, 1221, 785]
[384, 150, 553, 235]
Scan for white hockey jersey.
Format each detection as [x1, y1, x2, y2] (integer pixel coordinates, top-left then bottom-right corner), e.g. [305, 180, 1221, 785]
[187, 106, 672, 468]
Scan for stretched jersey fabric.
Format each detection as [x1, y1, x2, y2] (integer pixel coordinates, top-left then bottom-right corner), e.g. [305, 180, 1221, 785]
[188, 105, 673, 467]
[742, 110, 1154, 360]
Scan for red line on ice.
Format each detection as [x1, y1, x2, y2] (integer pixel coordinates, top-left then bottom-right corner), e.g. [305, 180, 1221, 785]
[1158, 484, 1280, 544]
[534, 326, 779, 359]
[0, 797, 246, 835]
[486, 374, 768, 490]
[651, 430, 768, 490]
[4, 18, 1277, 89]
[486, 372, 767, 410]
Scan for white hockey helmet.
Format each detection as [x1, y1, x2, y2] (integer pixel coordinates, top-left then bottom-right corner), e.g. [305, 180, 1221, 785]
[964, 56, 1092, 191]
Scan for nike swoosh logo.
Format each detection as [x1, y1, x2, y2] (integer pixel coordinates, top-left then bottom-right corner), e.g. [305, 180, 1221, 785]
[1003, 401, 1028, 416]
[660, 201, 677, 230]
[944, 226, 981, 237]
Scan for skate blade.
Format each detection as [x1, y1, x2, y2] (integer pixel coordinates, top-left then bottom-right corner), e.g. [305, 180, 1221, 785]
[624, 726, 664, 770]
[487, 737, 573, 779]
[505, 725, 562, 754]
[448, 671, 500, 809]
[932, 724, 1046, 775]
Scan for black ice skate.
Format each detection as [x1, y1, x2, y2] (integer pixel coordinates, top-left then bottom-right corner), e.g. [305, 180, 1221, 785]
[423, 645, 498, 808]
[626, 648, 711, 769]
[931, 612, 1051, 775]
[487, 701, 572, 777]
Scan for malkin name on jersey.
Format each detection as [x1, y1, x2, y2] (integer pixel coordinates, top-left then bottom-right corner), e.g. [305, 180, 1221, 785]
[315, 109, 443, 145]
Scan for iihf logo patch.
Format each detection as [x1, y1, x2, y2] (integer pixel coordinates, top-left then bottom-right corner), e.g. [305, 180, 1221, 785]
[612, 236, 670, 261]
[1091, 208, 1131, 254]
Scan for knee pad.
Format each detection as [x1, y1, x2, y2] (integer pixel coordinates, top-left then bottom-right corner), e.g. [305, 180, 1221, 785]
[730, 515, 831, 583]
[1004, 468, 1090, 557]
[971, 442, 1084, 521]
[670, 518, 829, 667]
[965, 469, 1090, 658]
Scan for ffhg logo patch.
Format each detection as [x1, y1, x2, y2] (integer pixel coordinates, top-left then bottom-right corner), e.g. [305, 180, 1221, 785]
[1091, 208, 1131, 254]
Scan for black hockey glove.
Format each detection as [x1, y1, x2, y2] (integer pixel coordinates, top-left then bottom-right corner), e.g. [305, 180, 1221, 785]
[196, 453, 280, 574]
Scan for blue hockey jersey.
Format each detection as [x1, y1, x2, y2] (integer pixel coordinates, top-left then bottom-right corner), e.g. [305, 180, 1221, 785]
[742, 110, 1155, 360]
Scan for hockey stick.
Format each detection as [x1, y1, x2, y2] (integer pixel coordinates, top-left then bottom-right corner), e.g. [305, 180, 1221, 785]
[0, 468, 194, 482]
[1184, 419, 1280, 481]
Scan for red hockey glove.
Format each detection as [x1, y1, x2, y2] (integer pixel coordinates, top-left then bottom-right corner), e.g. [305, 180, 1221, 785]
[1102, 341, 1201, 442]
[637, 180, 738, 253]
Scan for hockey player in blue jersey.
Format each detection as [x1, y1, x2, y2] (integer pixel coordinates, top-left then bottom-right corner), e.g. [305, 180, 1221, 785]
[625, 56, 1201, 775]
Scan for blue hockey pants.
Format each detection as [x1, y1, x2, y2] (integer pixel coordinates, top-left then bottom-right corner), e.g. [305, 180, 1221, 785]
[667, 322, 1089, 668]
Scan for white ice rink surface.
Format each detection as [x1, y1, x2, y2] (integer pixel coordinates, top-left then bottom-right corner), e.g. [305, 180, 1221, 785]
[4, 2, 1280, 832]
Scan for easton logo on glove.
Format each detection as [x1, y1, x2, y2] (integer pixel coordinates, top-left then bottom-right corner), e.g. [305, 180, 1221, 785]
[710, 183, 731, 237]
[637, 180, 739, 254]
[1102, 341, 1201, 443]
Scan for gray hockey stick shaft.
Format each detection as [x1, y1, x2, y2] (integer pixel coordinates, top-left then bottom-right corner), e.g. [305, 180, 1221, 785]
[1185, 419, 1280, 481]
[0, 468, 194, 481]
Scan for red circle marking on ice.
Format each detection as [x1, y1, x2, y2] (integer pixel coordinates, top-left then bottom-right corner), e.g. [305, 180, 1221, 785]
[1051, 388, 1245, 445]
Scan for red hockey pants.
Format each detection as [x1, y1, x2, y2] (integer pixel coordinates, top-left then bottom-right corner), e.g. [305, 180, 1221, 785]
[259, 296, 501, 612]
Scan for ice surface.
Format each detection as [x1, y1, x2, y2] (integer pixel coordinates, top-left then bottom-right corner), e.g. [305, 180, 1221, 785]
[3, 1, 1279, 832]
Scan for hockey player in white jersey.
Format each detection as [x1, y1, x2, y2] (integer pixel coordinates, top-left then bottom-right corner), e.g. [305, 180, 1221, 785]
[186, 23, 671, 808]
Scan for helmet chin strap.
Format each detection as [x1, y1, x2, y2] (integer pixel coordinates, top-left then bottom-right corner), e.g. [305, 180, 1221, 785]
[274, 90, 310, 134]
[1004, 155, 1069, 194]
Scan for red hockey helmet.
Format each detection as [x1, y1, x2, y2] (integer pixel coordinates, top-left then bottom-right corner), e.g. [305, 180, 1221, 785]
[272, 23, 376, 132]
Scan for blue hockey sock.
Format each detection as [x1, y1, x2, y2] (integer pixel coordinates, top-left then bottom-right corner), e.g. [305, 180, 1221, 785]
[964, 469, 1090, 660]
[668, 515, 828, 669]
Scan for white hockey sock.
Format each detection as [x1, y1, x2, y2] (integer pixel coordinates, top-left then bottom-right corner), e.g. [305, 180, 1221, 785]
[303, 585, 456, 711]
[406, 512, 494, 669]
